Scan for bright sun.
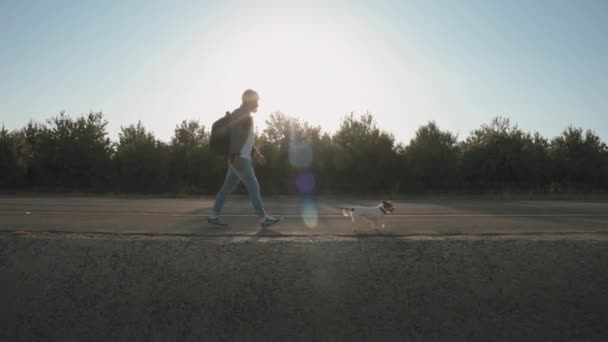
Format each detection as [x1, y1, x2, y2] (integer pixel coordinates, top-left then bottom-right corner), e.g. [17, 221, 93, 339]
[191, 8, 401, 133]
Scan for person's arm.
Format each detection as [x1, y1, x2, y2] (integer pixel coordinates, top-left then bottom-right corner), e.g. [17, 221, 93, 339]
[253, 145, 262, 158]
[229, 111, 255, 169]
[228, 111, 246, 167]
[228, 136, 241, 169]
[252, 146, 266, 165]
[229, 123, 244, 156]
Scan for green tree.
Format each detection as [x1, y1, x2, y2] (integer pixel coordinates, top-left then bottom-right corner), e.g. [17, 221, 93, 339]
[405, 121, 460, 192]
[114, 122, 169, 193]
[333, 113, 398, 194]
[169, 120, 224, 194]
[460, 117, 549, 191]
[258, 111, 324, 194]
[2, 111, 607, 195]
[24, 112, 113, 191]
[548, 126, 608, 192]
[0, 127, 29, 189]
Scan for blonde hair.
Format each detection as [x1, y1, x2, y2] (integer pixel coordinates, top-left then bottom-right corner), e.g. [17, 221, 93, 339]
[242, 89, 259, 104]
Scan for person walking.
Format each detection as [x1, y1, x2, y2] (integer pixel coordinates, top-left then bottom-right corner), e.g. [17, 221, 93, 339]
[208, 89, 282, 229]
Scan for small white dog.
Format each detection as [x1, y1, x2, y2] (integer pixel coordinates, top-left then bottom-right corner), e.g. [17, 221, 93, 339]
[342, 200, 395, 231]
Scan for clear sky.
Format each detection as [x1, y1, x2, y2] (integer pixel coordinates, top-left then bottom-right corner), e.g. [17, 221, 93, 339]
[1, 0, 607, 143]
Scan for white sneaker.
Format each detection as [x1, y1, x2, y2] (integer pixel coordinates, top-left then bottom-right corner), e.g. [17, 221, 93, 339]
[260, 216, 283, 229]
[208, 217, 228, 227]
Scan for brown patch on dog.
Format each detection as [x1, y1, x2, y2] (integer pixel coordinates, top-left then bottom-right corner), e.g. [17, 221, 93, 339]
[382, 200, 395, 213]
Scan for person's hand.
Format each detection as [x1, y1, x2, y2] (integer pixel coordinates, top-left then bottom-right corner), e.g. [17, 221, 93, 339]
[232, 156, 243, 170]
[256, 153, 267, 166]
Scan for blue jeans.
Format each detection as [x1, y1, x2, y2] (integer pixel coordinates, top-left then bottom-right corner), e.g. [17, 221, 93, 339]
[211, 158, 267, 219]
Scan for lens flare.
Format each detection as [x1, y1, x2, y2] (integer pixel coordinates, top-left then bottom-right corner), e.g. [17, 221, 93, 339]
[300, 198, 318, 229]
[296, 172, 316, 195]
[289, 140, 312, 169]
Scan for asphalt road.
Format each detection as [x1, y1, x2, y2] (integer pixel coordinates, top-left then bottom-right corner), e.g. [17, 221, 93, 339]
[0, 196, 607, 236]
[2, 196, 608, 341]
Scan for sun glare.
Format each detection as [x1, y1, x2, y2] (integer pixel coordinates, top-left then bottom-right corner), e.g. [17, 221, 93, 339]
[196, 9, 398, 132]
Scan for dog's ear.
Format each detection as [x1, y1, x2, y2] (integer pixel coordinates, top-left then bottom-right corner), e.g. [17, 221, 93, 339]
[382, 200, 392, 207]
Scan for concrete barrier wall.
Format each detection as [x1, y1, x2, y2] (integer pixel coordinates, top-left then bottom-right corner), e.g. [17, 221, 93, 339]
[1, 234, 607, 341]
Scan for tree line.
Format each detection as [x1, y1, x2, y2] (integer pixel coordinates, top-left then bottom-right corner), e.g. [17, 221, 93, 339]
[1, 111, 607, 195]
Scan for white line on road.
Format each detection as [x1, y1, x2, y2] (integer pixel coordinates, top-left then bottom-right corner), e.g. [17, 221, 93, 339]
[1, 211, 608, 218]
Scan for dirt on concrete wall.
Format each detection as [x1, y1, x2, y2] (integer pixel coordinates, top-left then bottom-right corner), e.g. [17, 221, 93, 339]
[1, 233, 607, 341]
